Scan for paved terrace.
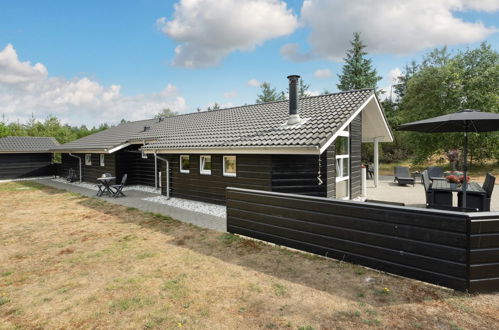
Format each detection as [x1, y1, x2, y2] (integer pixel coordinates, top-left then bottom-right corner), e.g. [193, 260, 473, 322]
[35, 178, 227, 232]
[366, 177, 499, 211]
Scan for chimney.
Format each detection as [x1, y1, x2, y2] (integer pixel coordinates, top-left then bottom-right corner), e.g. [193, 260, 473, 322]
[287, 75, 301, 125]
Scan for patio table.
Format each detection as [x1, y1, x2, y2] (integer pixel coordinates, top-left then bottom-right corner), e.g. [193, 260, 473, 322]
[431, 181, 486, 210]
[97, 176, 116, 196]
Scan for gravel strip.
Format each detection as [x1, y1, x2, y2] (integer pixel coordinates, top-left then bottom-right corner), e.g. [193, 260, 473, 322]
[51, 178, 160, 194]
[142, 196, 226, 218]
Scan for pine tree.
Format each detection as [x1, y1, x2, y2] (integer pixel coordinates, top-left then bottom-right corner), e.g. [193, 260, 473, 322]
[256, 82, 283, 103]
[337, 32, 381, 91]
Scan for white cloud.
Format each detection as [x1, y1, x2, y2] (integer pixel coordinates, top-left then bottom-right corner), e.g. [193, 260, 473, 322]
[158, 0, 299, 68]
[295, 0, 498, 61]
[314, 68, 332, 78]
[280, 43, 314, 62]
[247, 79, 261, 87]
[379, 67, 403, 101]
[0, 44, 187, 126]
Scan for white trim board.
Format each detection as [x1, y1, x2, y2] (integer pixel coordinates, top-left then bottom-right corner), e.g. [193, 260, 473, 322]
[319, 94, 374, 154]
[145, 146, 321, 155]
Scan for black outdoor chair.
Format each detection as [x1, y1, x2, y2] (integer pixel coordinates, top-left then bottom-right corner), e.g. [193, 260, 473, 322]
[423, 170, 452, 208]
[427, 166, 447, 182]
[96, 173, 113, 196]
[110, 174, 127, 198]
[394, 166, 415, 186]
[458, 173, 495, 211]
[67, 168, 77, 183]
[364, 163, 374, 179]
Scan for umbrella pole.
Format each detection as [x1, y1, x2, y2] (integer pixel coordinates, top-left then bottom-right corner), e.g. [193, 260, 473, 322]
[462, 122, 468, 208]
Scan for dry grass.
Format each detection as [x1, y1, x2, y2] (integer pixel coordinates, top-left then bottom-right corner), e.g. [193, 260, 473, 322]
[0, 181, 498, 329]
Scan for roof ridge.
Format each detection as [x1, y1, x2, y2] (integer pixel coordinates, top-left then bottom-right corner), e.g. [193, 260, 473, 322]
[145, 88, 375, 121]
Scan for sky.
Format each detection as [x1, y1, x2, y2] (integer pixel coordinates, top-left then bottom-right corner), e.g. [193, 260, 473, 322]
[0, 0, 498, 127]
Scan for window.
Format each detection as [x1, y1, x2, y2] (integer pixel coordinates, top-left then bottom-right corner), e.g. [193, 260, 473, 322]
[180, 155, 190, 173]
[200, 155, 212, 175]
[85, 154, 92, 166]
[100, 154, 105, 167]
[223, 156, 237, 177]
[141, 150, 148, 159]
[335, 128, 349, 199]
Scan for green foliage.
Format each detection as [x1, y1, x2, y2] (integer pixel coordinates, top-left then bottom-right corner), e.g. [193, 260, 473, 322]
[337, 32, 382, 91]
[207, 103, 221, 111]
[0, 115, 108, 144]
[154, 108, 178, 118]
[256, 82, 285, 103]
[398, 42, 499, 165]
[256, 78, 312, 103]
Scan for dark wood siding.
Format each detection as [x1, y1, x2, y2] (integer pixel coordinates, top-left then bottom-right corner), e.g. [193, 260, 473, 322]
[226, 188, 499, 292]
[270, 154, 327, 197]
[60, 153, 116, 183]
[349, 113, 362, 199]
[0, 153, 53, 179]
[326, 144, 336, 198]
[160, 154, 272, 204]
[468, 214, 499, 292]
[116, 150, 156, 187]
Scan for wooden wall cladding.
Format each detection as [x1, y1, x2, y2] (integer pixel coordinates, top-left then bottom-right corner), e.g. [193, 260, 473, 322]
[227, 187, 499, 293]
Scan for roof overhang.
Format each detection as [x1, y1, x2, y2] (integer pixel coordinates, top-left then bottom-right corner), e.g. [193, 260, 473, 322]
[0, 150, 53, 154]
[51, 143, 131, 154]
[319, 94, 393, 154]
[144, 145, 321, 155]
[361, 95, 394, 143]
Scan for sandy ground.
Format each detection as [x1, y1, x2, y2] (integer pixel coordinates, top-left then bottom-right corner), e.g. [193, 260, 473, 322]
[1, 181, 498, 329]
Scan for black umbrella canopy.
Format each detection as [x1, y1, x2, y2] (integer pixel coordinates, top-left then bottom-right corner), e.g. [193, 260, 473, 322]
[398, 109, 499, 209]
[398, 109, 499, 133]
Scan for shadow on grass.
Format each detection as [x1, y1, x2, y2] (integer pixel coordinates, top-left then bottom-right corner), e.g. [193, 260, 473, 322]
[67, 191, 460, 308]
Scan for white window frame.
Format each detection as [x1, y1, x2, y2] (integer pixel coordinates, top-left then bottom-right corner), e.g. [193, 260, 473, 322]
[335, 129, 350, 199]
[180, 155, 190, 174]
[199, 155, 212, 175]
[141, 150, 148, 159]
[99, 154, 105, 167]
[223, 155, 237, 177]
[85, 154, 92, 166]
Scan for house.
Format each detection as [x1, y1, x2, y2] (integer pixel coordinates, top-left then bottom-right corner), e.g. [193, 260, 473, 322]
[0, 136, 60, 180]
[54, 75, 393, 204]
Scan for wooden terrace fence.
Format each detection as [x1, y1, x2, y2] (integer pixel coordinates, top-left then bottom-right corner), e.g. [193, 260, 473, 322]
[226, 187, 499, 293]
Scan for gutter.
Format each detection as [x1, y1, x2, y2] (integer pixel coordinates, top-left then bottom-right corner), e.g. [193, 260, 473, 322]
[154, 151, 170, 200]
[68, 153, 82, 183]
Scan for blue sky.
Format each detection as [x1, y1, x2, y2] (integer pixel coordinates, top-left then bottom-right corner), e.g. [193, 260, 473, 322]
[0, 0, 498, 127]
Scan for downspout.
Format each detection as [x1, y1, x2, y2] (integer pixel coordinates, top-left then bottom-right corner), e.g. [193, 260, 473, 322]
[154, 151, 170, 199]
[68, 153, 82, 183]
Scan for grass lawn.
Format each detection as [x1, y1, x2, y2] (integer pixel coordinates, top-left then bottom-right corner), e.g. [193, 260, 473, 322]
[1, 181, 498, 329]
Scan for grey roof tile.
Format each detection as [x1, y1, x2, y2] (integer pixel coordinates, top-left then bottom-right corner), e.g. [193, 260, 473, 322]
[55, 89, 374, 152]
[0, 136, 60, 153]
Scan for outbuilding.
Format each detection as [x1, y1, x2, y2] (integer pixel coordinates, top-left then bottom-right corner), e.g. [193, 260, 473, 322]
[0, 136, 60, 180]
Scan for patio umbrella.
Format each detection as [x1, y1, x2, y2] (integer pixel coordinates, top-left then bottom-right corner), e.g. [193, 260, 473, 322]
[398, 109, 499, 208]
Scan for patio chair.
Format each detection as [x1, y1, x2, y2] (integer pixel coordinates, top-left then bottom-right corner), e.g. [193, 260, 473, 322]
[110, 174, 127, 198]
[364, 163, 374, 179]
[458, 173, 495, 211]
[427, 166, 446, 182]
[422, 170, 433, 207]
[423, 170, 452, 208]
[394, 166, 415, 186]
[96, 173, 113, 197]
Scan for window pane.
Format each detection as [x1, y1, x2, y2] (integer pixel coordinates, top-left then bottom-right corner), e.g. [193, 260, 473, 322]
[202, 156, 211, 171]
[336, 158, 342, 177]
[336, 179, 349, 199]
[342, 158, 349, 177]
[224, 156, 236, 175]
[335, 136, 348, 155]
[181, 156, 190, 172]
